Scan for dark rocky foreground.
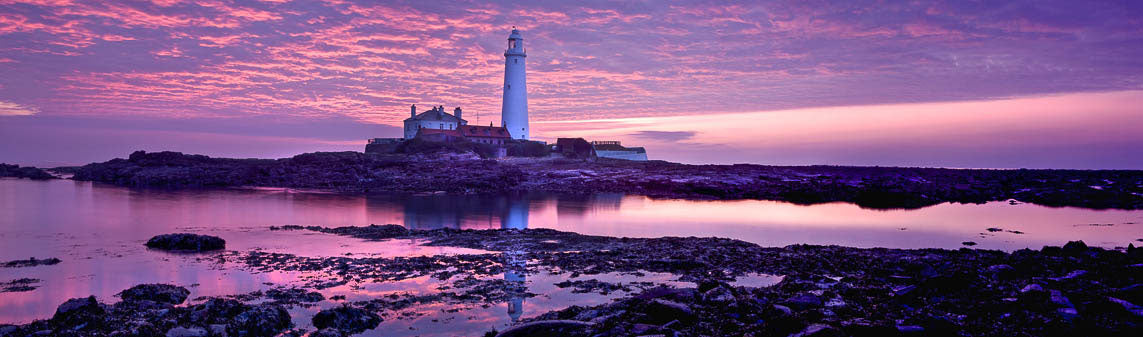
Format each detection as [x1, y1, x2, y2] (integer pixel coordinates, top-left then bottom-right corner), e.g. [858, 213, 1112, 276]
[73, 150, 1143, 210]
[5, 226, 1139, 336]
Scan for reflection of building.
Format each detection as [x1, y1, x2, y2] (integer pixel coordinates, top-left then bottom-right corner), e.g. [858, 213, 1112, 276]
[385, 194, 534, 230]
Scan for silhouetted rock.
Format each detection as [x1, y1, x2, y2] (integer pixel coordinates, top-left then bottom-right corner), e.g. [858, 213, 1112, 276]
[1062, 240, 1089, 255]
[227, 303, 291, 337]
[145, 233, 225, 251]
[311, 306, 381, 334]
[118, 284, 190, 305]
[0, 163, 54, 180]
[52, 296, 104, 328]
[2, 257, 61, 268]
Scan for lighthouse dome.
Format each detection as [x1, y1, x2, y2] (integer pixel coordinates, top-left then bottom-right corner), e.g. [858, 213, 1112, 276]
[508, 28, 522, 40]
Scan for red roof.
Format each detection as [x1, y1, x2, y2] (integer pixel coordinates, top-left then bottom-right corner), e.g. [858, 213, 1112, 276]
[416, 128, 462, 137]
[456, 125, 512, 139]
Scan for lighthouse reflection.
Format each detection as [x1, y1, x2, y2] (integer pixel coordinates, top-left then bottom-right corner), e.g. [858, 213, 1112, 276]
[372, 194, 537, 321]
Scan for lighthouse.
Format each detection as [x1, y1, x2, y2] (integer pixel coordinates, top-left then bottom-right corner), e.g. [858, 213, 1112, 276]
[500, 28, 529, 140]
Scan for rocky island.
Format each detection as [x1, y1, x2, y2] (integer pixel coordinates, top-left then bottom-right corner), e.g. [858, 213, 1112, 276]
[71, 150, 1143, 210]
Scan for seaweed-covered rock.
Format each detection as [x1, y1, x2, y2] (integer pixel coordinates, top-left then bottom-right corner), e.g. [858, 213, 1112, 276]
[52, 296, 104, 328]
[165, 326, 208, 337]
[2, 257, 61, 268]
[118, 284, 190, 305]
[145, 233, 225, 251]
[227, 303, 291, 337]
[312, 306, 382, 334]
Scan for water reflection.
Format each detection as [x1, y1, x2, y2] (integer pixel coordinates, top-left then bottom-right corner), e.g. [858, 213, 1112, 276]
[3, 179, 1139, 332]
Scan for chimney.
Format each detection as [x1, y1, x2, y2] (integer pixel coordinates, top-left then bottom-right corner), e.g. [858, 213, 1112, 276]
[411, 104, 417, 118]
[454, 107, 462, 121]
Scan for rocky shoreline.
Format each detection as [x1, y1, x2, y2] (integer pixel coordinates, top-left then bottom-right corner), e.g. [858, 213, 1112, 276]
[71, 151, 1143, 210]
[2, 226, 1140, 336]
[0, 164, 54, 180]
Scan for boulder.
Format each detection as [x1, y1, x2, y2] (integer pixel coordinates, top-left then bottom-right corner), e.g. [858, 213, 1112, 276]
[790, 324, 843, 337]
[52, 296, 104, 328]
[986, 264, 1018, 280]
[165, 326, 208, 337]
[310, 328, 345, 337]
[227, 303, 291, 337]
[1061, 240, 1089, 255]
[189, 298, 248, 324]
[311, 306, 382, 334]
[642, 299, 695, 324]
[119, 284, 190, 305]
[784, 294, 823, 310]
[145, 233, 225, 252]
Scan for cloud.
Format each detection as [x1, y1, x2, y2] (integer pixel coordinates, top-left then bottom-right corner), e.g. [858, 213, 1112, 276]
[629, 130, 696, 142]
[0, 0, 1140, 127]
[0, 101, 38, 116]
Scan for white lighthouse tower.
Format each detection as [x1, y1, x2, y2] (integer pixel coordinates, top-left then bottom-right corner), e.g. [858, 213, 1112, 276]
[500, 27, 529, 140]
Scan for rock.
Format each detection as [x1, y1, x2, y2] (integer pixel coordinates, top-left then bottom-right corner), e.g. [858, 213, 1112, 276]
[643, 299, 695, 324]
[1062, 240, 1089, 255]
[165, 326, 208, 337]
[227, 303, 291, 337]
[986, 264, 1018, 280]
[701, 285, 735, 303]
[896, 325, 924, 334]
[784, 294, 823, 310]
[1049, 290, 1078, 319]
[119, 284, 191, 305]
[0, 325, 18, 336]
[311, 306, 382, 334]
[310, 328, 346, 337]
[1049, 290, 1074, 308]
[265, 288, 324, 303]
[145, 233, 226, 251]
[189, 298, 248, 324]
[310, 328, 345, 337]
[1020, 284, 1044, 293]
[2, 257, 61, 268]
[1118, 283, 1143, 304]
[772, 304, 793, 315]
[53, 296, 104, 323]
[789, 323, 843, 337]
[1106, 297, 1143, 317]
[1048, 270, 1088, 282]
[495, 320, 593, 337]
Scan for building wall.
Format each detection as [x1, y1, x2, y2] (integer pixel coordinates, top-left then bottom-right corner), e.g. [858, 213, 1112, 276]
[596, 150, 648, 161]
[404, 120, 458, 139]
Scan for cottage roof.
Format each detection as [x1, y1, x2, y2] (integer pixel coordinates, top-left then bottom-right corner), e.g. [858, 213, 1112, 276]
[415, 128, 462, 137]
[456, 125, 511, 139]
[405, 109, 467, 124]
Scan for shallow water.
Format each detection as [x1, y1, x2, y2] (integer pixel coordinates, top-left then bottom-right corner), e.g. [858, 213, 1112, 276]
[1, 178, 1141, 331]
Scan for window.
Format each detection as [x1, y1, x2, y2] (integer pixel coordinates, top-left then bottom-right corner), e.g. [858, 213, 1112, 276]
[514, 59, 518, 64]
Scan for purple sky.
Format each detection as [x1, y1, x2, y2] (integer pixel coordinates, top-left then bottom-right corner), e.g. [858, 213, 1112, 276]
[1, 0, 1141, 168]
